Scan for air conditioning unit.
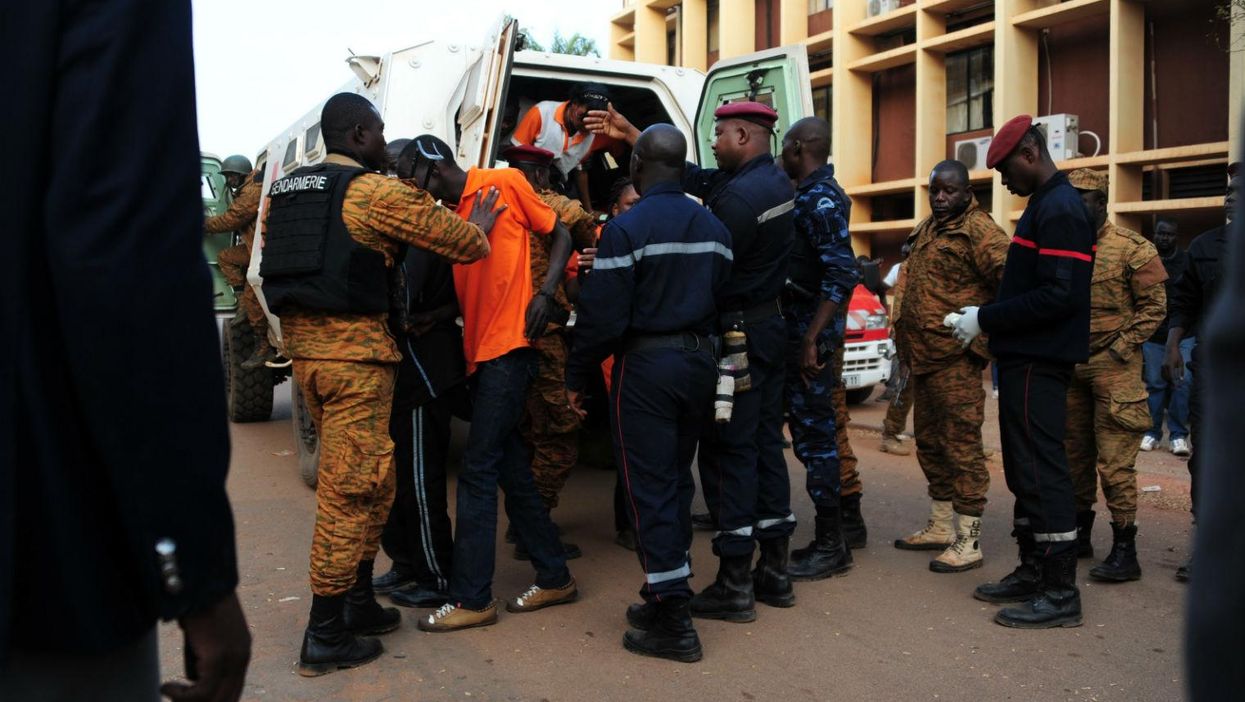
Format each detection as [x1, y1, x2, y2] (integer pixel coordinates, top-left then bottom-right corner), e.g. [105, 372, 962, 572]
[867, 0, 901, 18]
[953, 136, 992, 171]
[1033, 113, 1080, 162]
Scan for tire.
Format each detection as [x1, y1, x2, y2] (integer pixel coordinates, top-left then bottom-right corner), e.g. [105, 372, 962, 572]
[291, 379, 320, 489]
[223, 317, 274, 423]
[845, 387, 874, 405]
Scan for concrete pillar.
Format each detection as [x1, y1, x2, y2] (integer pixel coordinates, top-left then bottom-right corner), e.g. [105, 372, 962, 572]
[779, 0, 807, 46]
[635, 3, 667, 64]
[719, 0, 756, 59]
[682, 0, 709, 71]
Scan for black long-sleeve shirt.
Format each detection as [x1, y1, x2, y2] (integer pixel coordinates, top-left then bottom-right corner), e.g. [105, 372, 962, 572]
[978, 171, 1096, 364]
[1167, 225, 1228, 343]
[1148, 248, 1191, 344]
[682, 154, 793, 312]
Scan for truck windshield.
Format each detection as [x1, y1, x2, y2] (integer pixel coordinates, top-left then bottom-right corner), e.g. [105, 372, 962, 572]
[201, 174, 219, 201]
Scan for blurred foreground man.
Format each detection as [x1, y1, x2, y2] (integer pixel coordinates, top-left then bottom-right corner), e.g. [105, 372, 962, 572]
[1064, 169, 1167, 582]
[567, 124, 732, 662]
[2, 1, 250, 699]
[961, 116, 1095, 629]
[892, 161, 1009, 573]
[260, 94, 495, 673]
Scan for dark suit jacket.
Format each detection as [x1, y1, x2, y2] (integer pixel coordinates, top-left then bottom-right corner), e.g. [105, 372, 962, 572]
[0, 0, 238, 659]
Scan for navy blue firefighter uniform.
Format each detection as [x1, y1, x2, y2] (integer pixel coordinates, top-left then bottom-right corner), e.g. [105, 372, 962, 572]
[972, 170, 1095, 627]
[682, 152, 796, 620]
[566, 179, 732, 654]
[783, 164, 860, 581]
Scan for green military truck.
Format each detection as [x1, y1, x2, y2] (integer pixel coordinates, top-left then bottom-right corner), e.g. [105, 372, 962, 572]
[202, 153, 320, 487]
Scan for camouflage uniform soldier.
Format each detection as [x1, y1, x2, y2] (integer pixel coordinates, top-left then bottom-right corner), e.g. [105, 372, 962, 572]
[892, 161, 1009, 573]
[259, 94, 495, 675]
[779, 118, 861, 583]
[204, 154, 278, 369]
[504, 145, 598, 537]
[1065, 169, 1167, 583]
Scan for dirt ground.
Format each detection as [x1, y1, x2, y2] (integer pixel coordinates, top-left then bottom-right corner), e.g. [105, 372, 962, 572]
[160, 381, 1194, 701]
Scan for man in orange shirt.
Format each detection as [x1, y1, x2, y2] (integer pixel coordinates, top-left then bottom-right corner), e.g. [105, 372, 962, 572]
[511, 83, 618, 211]
[260, 95, 500, 673]
[408, 135, 580, 632]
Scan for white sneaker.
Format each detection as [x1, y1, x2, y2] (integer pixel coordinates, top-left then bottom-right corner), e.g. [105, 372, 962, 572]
[1170, 437, 1191, 457]
[992, 389, 999, 399]
[1140, 435, 1158, 452]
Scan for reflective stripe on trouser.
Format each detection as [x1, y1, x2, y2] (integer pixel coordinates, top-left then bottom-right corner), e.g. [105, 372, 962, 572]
[217, 243, 267, 330]
[831, 343, 862, 497]
[785, 318, 842, 509]
[612, 346, 717, 602]
[295, 359, 399, 596]
[997, 358, 1077, 557]
[698, 315, 793, 557]
[521, 332, 581, 509]
[912, 353, 990, 517]
[1067, 350, 1146, 526]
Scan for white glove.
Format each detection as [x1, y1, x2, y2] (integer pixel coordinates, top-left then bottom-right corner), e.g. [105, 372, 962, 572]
[950, 306, 981, 347]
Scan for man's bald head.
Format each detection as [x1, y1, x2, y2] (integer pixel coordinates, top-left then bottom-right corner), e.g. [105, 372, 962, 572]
[931, 159, 970, 188]
[630, 124, 686, 194]
[787, 117, 830, 161]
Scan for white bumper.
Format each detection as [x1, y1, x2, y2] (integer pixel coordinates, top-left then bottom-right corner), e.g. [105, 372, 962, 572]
[840, 339, 893, 390]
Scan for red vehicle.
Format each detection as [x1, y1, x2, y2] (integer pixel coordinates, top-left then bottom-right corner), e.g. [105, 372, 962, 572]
[841, 284, 893, 404]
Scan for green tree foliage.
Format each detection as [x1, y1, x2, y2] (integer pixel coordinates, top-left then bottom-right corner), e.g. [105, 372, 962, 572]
[549, 31, 600, 57]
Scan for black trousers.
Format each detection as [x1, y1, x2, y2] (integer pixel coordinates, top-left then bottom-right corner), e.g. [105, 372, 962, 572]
[997, 358, 1077, 557]
[697, 315, 794, 558]
[381, 386, 464, 591]
[1187, 358, 1203, 517]
[612, 346, 717, 602]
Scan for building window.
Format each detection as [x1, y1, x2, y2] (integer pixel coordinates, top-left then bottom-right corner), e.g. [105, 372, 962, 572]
[812, 85, 832, 153]
[946, 46, 993, 134]
[808, 0, 833, 13]
[707, 0, 719, 53]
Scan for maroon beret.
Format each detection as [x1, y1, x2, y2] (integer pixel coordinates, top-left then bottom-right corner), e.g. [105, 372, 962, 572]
[714, 101, 779, 130]
[502, 144, 555, 167]
[986, 114, 1034, 169]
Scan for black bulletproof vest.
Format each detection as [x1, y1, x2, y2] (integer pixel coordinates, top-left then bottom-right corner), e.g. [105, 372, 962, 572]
[788, 174, 853, 293]
[260, 164, 389, 314]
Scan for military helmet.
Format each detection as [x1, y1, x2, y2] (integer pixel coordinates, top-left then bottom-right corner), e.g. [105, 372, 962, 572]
[221, 154, 254, 177]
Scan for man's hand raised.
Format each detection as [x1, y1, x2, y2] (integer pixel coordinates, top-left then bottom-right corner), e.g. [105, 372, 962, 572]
[466, 187, 507, 235]
[584, 103, 641, 146]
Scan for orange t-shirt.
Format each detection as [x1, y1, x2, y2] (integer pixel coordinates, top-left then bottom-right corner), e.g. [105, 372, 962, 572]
[453, 167, 558, 374]
[512, 101, 621, 161]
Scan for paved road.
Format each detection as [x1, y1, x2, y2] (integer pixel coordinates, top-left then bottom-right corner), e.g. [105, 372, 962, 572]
[160, 382, 1192, 701]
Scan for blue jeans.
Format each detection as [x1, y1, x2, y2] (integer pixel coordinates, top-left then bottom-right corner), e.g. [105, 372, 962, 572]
[448, 348, 569, 609]
[1142, 338, 1194, 441]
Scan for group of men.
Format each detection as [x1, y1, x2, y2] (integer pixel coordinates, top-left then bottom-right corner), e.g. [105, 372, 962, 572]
[213, 86, 1238, 671]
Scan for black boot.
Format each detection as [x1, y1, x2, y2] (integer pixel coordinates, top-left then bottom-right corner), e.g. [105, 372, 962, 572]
[342, 560, 401, 636]
[623, 599, 703, 663]
[841, 493, 868, 550]
[1076, 511, 1096, 559]
[752, 537, 795, 608]
[1089, 523, 1141, 582]
[788, 510, 853, 581]
[690, 554, 756, 622]
[974, 527, 1042, 604]
[994, 549, 1083, 629]
[298, 594, 384, 677]
[372, 566, 415, 594]
[626, 601, 658, 631]
[691, 512, 715, 530]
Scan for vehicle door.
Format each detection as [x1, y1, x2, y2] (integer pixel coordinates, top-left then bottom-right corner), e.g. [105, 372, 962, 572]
[693, 46, 814, 168]
[200, 153, 237, 312]
[455, 17, 517, 168]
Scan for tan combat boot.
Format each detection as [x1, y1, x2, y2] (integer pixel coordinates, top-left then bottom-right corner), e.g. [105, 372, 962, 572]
[880, 434, 911, 456]
[930, 513, 984, 573]
[894, 500, 955, 551]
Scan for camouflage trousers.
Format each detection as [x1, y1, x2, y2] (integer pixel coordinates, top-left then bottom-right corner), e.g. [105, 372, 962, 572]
[1068, 350, 1150, 527]
[831, 344, 862, 497]
[520, 332, 581, 510]
[784, 322, 842, 509]
[912, 353, 990, 517]
[217, 243, 267, 331]
[883, 373, 914, 437]
[294, 359, 398, 596]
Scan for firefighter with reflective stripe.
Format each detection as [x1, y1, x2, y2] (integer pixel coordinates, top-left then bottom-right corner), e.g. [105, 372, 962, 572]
[259, 94, 496, 674]
[1064, 168, 1167, 583]
[587, 99, 796, 623]
[957, 115, 1096, 629]
[777, 117, 860, 584]
[567, 124, 732, 663]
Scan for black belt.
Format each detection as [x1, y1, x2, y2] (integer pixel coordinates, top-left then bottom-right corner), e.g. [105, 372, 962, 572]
[721, 298, 782, 328]
[623, 331, 711, 354]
